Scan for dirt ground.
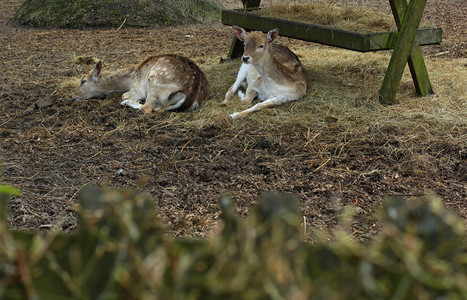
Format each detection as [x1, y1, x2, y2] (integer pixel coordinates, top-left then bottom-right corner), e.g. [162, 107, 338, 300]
[0, 0, 465, 240]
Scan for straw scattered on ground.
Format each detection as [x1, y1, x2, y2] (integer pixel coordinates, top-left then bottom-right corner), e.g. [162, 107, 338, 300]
[0, 0, 465, 240]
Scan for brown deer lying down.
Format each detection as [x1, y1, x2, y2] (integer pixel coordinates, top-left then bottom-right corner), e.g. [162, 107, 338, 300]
[72, 55, 209, 113]
[224, 26, 307, 119]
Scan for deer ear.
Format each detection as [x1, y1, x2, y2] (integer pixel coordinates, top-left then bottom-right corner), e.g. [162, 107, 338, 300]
[267, 28, 279, 43]
[232, 25, 246, 42]
[93, 61, 102, 81]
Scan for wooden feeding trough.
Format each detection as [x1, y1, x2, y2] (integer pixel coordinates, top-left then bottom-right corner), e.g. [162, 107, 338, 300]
[222, 0, 442, 105]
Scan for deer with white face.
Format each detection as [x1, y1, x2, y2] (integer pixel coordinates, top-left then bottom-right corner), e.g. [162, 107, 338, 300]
[72, 55, 209, 113]
[224, 26, 307, 119]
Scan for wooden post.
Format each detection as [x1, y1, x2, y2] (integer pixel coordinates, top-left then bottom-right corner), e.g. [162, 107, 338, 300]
[379, 0, 430, 104]
[227, 0, 262, 59]
[389, 0, 434, 97]
[242, 0, 261, 9]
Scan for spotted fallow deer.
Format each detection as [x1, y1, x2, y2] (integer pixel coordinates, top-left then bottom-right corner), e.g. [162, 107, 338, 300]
[72, 55, 209, 113]
[224, 26, 307, 119]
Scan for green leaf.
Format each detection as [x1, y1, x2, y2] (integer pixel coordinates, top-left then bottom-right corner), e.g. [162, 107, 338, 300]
[0, 185, 21, 197]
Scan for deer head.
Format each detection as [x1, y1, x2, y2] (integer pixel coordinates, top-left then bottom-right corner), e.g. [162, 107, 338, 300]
[232, 26, 279, 65]
[72, 61, 105, 101]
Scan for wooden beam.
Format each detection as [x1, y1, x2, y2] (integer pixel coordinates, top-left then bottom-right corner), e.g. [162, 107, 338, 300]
[379, 0, 430, 104]
[366, 28, 441, 51]
[222, 9, 441, 56]
[389, 0, 435, 97]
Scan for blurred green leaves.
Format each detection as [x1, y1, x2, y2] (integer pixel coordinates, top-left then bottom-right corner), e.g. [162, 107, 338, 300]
[0, 187, 466, 299]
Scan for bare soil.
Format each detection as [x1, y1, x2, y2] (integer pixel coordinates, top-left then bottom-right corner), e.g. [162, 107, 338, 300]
[0, 0, 465, 240]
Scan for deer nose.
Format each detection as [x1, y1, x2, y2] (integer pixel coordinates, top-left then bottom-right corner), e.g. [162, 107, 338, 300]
[242, 56, 250, 63]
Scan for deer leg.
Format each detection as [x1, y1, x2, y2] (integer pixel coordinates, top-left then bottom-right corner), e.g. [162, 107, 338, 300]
[138, 94, 161, 114]
[120, 99, 143, 111]
[239, 87, 257, 105]
[223, 63, 250, 104]
[239, 79, 260, 104]
[121, 92, 156, 114]
[164, 92, 187, 112]
[123, 88, 146, 103]
[230, 97, 292, 119]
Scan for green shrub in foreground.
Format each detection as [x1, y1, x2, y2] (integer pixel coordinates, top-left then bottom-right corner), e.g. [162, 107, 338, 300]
[0, 186, 466, 299]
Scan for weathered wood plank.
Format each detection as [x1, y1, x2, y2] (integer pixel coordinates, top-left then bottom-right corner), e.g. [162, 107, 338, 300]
[379, 0, 429, 104]
[366, 27, 441, 51]
[222, 9, 441, 56]
[222, 10, 366, 52]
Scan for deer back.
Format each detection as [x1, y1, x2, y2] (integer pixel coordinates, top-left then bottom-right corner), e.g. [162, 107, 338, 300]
[135, 55, 209, 112]
[269, 43, 307, 89]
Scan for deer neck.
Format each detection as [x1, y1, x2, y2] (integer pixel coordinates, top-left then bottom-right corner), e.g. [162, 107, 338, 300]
[253, 47, 281, 81]
[98, 67, 136, 92]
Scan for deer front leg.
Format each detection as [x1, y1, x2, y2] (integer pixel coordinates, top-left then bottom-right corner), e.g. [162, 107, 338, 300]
[138, 94, 164, 114]
[122, 88, 145, 103]
[121, 87, 154, 113]
[121, 99, 144, 111]
[238, 87, 257, 105]
[223, 63, 250, 104]
[121, 90, 142, 109]
[224, 86, 236, 104]
[230, 97, 292, 119]
[121, 99, 154, 114]
[238, 79, 261, 105]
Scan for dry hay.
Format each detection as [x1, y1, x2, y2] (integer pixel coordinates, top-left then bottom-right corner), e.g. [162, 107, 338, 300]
[1, 0, 465, 238]
[65, 43, 466, 182]
[251, 2, 434, 33]
[203, 44, 467, 183]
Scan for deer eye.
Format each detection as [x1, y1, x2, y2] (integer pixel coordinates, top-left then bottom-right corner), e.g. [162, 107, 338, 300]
[80, 79, 87, 85]
[258, 44, 264, 49]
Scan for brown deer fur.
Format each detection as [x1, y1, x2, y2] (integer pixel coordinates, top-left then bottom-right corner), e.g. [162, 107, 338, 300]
[224, 26, 307, 119]
[72, 55, 209, 113]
